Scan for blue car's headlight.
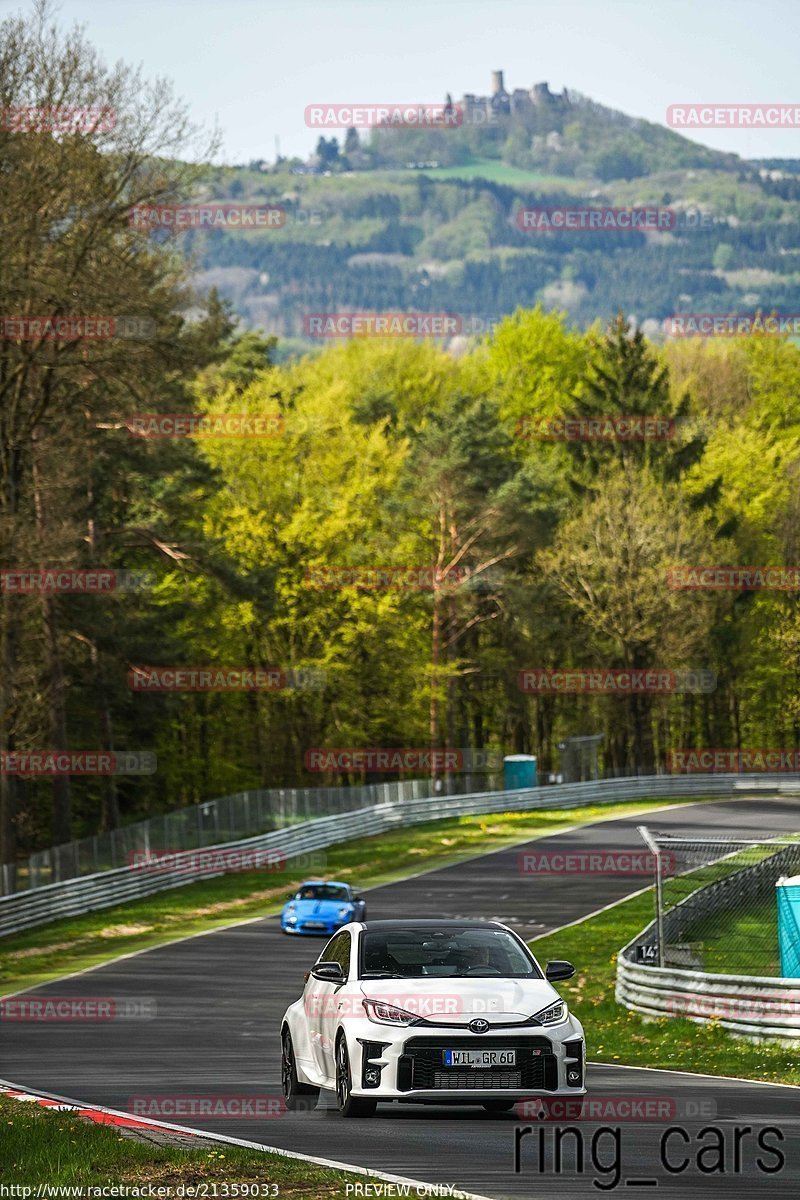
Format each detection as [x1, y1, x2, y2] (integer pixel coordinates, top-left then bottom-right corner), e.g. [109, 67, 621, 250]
[337, 906, 351, 919]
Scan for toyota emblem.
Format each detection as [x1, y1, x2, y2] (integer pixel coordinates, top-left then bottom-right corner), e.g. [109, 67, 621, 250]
[469, 1018, 490, 1034]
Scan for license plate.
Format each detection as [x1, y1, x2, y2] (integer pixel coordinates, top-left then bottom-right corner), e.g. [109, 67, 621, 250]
[443, 1049, 516, 1068]
[305, 922, 325, 929]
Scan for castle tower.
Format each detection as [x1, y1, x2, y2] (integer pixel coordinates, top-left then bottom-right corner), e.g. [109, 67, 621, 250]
[491, 70, 505, 96]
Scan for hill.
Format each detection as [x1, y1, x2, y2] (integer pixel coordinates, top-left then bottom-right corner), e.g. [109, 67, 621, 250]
[182, 77, 800, 344]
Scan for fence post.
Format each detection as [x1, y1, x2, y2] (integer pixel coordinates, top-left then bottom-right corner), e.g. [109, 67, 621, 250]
[638, 825, 665, 967]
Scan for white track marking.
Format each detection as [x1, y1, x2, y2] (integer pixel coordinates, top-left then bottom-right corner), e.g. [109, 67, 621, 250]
[0, 1078, 491, 1198]
[589, 1061, 800, 1090]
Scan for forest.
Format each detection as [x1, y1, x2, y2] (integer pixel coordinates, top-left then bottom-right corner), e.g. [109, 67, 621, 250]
[3, 4, 800, 866]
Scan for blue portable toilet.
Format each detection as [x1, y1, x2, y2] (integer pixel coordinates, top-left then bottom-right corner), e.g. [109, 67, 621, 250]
[777, 875, 800, 978]
[503, 754, 537, 790]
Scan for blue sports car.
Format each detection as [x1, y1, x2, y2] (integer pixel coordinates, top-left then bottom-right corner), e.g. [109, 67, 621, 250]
[281, 880, 367, 935]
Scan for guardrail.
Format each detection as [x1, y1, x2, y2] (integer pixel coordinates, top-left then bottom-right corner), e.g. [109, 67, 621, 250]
[0, 772, 795, 940]
[616, 957, 800, 1041]
[4, 776, 487, 896]
[616, 828, 800, 1041]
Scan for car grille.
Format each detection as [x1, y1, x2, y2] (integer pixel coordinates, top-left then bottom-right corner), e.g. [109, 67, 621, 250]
[429, 1069, 522, 1089]
[397, 1035, 557, 1093]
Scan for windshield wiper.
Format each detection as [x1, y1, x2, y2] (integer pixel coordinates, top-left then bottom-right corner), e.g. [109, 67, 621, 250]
[360, 971, 405, 978]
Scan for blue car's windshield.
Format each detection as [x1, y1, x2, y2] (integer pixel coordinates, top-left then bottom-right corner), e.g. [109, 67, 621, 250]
[296, 884, 349, 901]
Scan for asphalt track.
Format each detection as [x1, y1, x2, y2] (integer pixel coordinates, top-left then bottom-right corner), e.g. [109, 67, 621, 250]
[2, 797, 800, 1198]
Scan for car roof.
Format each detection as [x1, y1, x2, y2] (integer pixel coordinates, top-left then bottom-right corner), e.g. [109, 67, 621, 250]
[359, 919, 506, 930]
[297, 879, 349, 888]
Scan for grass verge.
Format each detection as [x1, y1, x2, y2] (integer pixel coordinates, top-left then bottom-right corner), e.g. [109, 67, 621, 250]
[528, 891, 800, 1086]
[0, 797, 692, 994]
[0, 1094, 365, 1192]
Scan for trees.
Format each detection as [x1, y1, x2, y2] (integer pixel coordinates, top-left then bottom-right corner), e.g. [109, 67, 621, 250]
[539, 467, 718, 771]
[0, 0, 213, 865]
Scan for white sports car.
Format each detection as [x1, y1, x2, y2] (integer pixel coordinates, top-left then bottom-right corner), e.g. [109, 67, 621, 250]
[280, 918, 586, 1117]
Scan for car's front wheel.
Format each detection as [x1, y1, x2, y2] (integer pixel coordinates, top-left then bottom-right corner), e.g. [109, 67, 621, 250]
[481, 1098, 516, 1113]
[335, 1036, 377, 1117]
[281, 1029, 320, 1111]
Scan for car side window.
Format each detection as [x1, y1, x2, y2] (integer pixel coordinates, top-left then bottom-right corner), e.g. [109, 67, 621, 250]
[319, 931, 351, 979]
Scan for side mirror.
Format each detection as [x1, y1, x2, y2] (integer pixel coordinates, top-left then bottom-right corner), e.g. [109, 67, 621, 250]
[286, 892, 297, 901]
[354, 894, 365, 903]
[311, 961, 345, 983]
[545, 959, 575, 982]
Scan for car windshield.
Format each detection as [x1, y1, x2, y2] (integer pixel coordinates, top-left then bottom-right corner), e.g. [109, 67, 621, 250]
[296, 884, 349, 901]
[360, 927, 540, 978]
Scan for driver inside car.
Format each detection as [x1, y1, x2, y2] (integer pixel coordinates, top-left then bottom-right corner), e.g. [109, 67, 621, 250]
[364, 944, 402, 975]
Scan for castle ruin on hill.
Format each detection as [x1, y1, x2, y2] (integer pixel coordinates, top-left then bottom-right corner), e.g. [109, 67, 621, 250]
[449, 70, 570, 124]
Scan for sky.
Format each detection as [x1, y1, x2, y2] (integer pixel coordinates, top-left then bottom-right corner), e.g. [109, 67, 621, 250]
[3, 0, 800, 164]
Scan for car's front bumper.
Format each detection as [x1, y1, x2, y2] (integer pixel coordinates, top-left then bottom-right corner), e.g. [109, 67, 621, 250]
[345, 1019, 586, 1100]
[282, 919, 348, 935]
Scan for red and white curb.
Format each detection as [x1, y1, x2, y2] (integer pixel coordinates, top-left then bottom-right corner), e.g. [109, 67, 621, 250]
[0, 1080, 491, 1199]
[0, 1083, 178, 1133]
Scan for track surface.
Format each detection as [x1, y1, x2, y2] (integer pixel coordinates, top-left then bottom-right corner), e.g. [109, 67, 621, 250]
[3, 798, 799, 1198]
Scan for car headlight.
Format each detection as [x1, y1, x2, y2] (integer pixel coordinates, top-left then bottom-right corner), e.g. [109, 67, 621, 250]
[362, 998, 418, 1026]
[337, 907, 351, 919]
[285, 914, 297, 924]
[533, 1000, 567, 1026]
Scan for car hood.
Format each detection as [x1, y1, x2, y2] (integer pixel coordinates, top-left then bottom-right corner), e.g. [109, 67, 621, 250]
[357, 976, 562, 1024]
[288, 898, 351, 916]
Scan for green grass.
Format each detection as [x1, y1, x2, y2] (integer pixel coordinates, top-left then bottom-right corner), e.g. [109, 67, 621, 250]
[658, 839, 797, 977]
[529, 891, 800, 1086]
[0, 1094, 364, 1192]
[0, 797, 692, 994]
[687, 896, 779, 977]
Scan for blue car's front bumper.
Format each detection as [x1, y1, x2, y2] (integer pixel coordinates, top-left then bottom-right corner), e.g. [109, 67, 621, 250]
[282, 918, 347, 935]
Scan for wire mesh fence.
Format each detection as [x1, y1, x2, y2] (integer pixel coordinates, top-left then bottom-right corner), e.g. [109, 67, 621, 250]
[637, 827, 800, 977]
[3, 772, 501, 897]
